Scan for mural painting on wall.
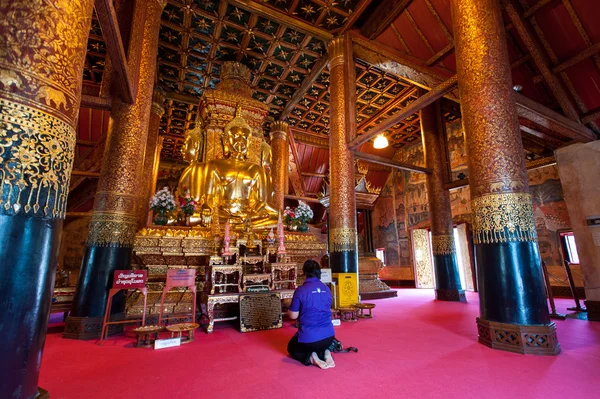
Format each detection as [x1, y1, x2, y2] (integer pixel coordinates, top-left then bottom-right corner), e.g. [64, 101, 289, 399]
[447, 121, 468, 175]
[529, 165, 571, 268]
[397, 145, 429, 229]
[393, 171, 411, 268]
[372, 173, 400, 267]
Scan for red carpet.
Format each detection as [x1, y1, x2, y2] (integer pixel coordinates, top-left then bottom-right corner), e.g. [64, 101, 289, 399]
[39, 290, 600, 399]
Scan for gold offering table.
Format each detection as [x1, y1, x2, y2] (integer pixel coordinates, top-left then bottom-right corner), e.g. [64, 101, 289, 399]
[201, 290, 294, 333]
[210, 265, 243, 294]
[271, 263, 297, 290]
[130, 227, 325, 331]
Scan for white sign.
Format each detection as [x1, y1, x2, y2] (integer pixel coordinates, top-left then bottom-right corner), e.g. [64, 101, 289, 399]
[593, 231, 600, 247]
[154, 337, 181, 350]
[332, 319, 341, 327]
[321, 269, 332, 283]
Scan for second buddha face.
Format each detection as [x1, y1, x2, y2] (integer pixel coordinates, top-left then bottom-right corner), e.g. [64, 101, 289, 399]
[228, 126, 250, 157]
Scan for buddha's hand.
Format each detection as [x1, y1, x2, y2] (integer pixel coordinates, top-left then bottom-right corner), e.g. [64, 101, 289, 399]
[201, 203, 212, 226]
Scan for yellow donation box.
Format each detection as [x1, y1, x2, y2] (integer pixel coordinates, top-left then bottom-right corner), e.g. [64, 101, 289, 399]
[333, 273, 359, 308]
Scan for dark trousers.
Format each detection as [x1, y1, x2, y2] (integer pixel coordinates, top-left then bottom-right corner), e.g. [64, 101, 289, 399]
[287, 334, 334, 366]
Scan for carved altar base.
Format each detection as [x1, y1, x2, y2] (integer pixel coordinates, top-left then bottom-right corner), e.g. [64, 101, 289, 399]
[128, 226, 326, 321]
[359, 254, 397, 300]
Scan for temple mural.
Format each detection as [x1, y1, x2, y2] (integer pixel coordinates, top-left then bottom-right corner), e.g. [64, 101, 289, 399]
[372, 121, 581, 289]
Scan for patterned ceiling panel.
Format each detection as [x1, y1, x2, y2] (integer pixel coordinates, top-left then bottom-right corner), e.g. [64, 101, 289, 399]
[157, 0, 327, 121]
[159, 99, 199, 160]
[261, 0, 363, 33]
[288, 59, 427, 150]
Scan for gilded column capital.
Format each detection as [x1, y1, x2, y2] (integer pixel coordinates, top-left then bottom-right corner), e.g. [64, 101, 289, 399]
[471, 192, 537, 244]
[0, 0, 94, 219]
[431, 235, 456, 255]
[270, 120, 289, 141]
[327, 36, 346, 69]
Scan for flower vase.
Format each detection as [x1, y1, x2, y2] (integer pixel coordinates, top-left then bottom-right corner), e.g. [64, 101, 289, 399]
[185, 215, 191, 226]
[298, 218, 309, 233]
[287, 220, 299, 232]
[153, 209, 168, 226]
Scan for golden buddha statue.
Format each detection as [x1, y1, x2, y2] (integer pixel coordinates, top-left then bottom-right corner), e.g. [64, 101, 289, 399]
[178, 105, 278, 228]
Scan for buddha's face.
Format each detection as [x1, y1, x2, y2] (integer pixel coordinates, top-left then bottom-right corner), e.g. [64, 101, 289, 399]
[227, 126, 250, 157]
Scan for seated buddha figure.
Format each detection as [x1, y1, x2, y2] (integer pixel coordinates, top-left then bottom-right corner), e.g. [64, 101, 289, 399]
[200, 106, 278, 228]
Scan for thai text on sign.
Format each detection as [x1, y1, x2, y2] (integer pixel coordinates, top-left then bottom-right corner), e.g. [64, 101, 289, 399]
[113, 270, 147, 289]
[166, 269, 196, 287]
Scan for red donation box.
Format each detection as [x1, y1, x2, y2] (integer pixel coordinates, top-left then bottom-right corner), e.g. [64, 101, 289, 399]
[113, 270, 147, 289]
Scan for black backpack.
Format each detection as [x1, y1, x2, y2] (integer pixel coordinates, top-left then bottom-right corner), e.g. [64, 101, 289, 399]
[328, 338, 358, 353]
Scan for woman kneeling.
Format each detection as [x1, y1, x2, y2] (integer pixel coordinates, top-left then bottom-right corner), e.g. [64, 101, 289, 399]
[287, 260, 335, 369]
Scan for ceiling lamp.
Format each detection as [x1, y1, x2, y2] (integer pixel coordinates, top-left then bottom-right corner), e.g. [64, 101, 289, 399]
[373, 134, 389, 149]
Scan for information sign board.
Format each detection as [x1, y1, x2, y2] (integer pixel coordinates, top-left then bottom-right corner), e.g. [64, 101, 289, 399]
[113, 270, 147, 289]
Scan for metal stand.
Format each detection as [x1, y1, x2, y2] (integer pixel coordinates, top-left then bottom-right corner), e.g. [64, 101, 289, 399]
[541, 261, 566, 320]
[563, 260, 586, 312]
[99, 287, 148, 345]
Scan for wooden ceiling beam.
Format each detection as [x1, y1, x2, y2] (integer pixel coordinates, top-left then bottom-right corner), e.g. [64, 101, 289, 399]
[348, 76, 458, 150]
[76, 139, 97, 147]
[553, 42, 600, 74]
[301, 172, 326, 178]
[357, 86, 417, 131]
[354, 152, 431, 174]
[80, 95, 112, 110]
[426, 42, 454, 66]
[350, 33, 595, 142]
[520, 126, 563, 150]
[514, 92, 595, 142]
[94, 0, 136, 103]
[342, 0, 375, 34]
[350, 33, 460, 101]
[444, 155, 557, 190]
[581, 106, 600, 124]
[523, 0, 555, 18]
[360, 0, 413, 39]
[284, 194, 321, 204]
[229, 0, 333, 41]
[291, 129, 329, 149]
[71, 170, 101, 178]
[505, 2, 580, 122]
[165, 91, 199, 105]
[280, 57, 328, 120]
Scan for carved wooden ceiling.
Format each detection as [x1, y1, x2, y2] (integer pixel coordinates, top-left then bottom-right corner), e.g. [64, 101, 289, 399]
[77, 0, 599, 204]
[368, 0, 600, 139]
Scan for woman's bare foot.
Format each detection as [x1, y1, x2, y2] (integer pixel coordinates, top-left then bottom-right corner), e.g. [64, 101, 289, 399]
[310, 352, 328, 369]
[324, 350, 335, 368]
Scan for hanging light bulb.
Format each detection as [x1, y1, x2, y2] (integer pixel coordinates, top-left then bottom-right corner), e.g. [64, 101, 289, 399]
[373, 134, 389, 149]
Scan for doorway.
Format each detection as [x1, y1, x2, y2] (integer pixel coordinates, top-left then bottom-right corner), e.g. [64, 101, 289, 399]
[454, 224, 475, 291]
[412, 229, 435, 288]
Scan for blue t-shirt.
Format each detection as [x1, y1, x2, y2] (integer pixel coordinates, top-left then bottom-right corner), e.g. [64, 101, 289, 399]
[289, 277, 334, 343]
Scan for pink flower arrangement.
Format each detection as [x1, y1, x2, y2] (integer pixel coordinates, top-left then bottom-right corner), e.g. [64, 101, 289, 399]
[283, 206, 295, 223]
[178, 187, 197, 215]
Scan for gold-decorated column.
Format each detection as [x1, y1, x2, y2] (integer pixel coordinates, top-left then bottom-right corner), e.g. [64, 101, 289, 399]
[139, 86, 166, 227]
[451, 0, 558, 355]
[151, 135, 165, 202]
[327, 36, 359, 282]
[270, 120, 289, 212]
[421, 102, 465, 302]
[67, 0, 165, 339]
[0, 0, 94, 396]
